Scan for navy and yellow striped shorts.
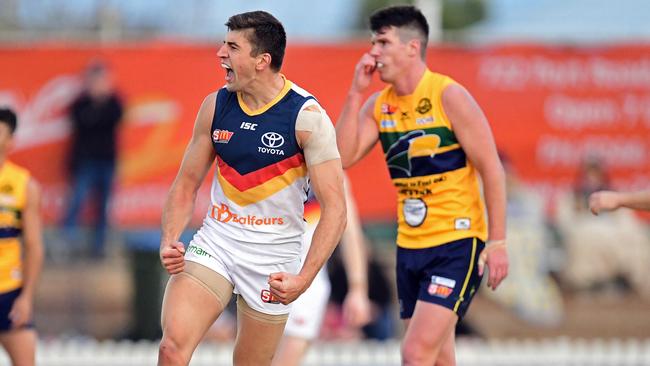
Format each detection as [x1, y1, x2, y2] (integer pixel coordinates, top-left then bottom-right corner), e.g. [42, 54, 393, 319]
[396, 237, 484, 320]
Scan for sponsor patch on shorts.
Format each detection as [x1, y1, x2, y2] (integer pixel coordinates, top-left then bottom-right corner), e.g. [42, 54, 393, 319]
[186, 244, 213, 259]
[428, 275, 456, 298]
[261, 289, 280, 304]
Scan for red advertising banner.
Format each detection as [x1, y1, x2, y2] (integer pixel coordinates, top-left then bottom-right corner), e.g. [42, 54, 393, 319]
[0, 43, 648, 226]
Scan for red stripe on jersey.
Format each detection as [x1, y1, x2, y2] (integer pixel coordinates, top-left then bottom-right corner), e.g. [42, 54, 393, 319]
[217, 153, 305, 191]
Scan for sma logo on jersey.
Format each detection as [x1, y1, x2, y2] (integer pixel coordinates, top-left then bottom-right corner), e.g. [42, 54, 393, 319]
[212, 129, 234, 144]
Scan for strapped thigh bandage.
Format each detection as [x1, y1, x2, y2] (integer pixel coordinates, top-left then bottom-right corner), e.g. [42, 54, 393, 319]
[237, 295, 289, 324]
[182, 261, 234, 309]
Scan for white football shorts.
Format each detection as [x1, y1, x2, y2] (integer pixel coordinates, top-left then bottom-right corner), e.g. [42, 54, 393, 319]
[184, 223, 301, 316]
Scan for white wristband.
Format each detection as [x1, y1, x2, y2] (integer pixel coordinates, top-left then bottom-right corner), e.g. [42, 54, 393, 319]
[486, 239, 506, 246]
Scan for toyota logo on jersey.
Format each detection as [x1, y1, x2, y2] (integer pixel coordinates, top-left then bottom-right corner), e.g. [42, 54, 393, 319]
[261, 132, 284, 148]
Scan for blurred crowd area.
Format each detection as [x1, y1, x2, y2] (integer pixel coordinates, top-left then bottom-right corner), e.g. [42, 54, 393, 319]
[0, 0, 649, 346]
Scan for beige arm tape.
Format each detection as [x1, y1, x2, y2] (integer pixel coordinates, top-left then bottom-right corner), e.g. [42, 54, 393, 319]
[296, 105, 340, 166]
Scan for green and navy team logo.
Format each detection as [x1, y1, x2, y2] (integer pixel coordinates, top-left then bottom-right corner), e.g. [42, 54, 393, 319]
[385, 130, 440, 177]
[380, 128, 466, 179]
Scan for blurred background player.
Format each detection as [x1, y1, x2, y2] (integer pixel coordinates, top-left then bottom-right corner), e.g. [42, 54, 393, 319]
[272, 176, 371, 366]
[556, 156, 650, 299]
[589, 189, 650, 213]
[334, 5, 507, 365]
[63, 60, 123, 259]
[0, 108, 44, 366]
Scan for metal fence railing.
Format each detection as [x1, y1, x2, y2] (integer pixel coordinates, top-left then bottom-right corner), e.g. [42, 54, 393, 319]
[4, 337, 649, 366]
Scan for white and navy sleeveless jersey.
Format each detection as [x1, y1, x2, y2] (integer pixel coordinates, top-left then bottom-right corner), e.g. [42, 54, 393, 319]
[199, 78, 318, 263]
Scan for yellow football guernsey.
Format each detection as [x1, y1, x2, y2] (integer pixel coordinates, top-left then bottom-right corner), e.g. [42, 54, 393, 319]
[373, 69, 487, 249]
[0, 161, 30, 293]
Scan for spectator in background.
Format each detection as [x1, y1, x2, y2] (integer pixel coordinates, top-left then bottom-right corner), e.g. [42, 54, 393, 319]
[63, 60, 123, 259]
[556, 156, 650, 299]
[0, 108, 44, 366]
[572, 156, 610, 212]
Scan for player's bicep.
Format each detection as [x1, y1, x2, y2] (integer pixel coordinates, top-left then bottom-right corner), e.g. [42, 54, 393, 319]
[175, 94, 217, 189]
[442, 84, 499, 173]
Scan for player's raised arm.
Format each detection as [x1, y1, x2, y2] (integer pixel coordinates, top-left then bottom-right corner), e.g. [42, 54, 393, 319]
[335, 54, 380, 168]
[160, 93, 217, 274]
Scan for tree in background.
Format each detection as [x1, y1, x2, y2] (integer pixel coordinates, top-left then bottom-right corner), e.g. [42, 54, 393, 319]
[358, 0, 486, 37]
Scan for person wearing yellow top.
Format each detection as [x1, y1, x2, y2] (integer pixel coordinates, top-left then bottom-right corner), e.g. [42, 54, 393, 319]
[0, 108, 44, 366]
[335, 6, 508, 366]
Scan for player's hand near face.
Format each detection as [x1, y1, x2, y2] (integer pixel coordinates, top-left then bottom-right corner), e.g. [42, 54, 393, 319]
[267, 272, 308, 305]
[160, 241, 186, 274]
[351, 53, 378, 94]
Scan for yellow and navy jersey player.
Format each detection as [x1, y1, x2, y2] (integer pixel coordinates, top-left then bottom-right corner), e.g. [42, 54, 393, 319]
[0, 107, 43, 366]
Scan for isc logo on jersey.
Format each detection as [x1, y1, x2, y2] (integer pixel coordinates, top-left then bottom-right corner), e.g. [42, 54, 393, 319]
[240, 122, 257, 130]
[259, 132, 285, 155]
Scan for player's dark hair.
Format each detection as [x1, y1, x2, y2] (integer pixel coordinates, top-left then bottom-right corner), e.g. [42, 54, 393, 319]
[370, 5, 429, 58]
[0, 108, 17, 134]
[225, 11, 287, 72]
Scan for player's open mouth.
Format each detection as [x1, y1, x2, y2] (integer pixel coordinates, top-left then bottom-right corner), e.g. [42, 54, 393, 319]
[376, 62, 385, 69]
[221, 63, 234, 82]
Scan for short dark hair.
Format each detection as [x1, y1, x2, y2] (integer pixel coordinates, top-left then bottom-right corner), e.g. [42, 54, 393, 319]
[225, 11, 287, 72]
[0, 108, 17, 134]
[370, 5, 429, 58]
